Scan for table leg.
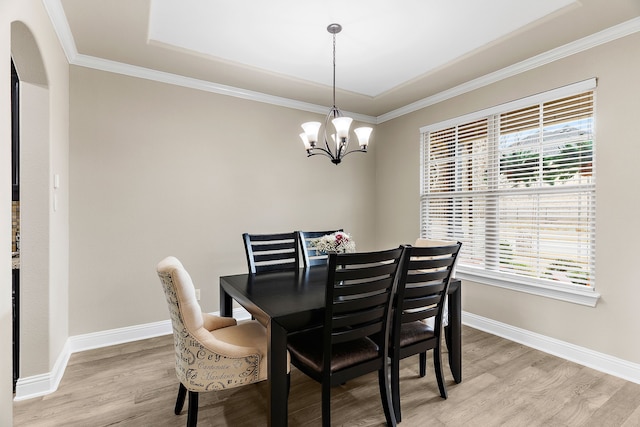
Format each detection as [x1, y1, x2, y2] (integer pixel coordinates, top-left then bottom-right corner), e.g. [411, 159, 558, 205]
[267, 319, 288, 427]
[446, 282, 462, 383]
[220, 283, 232, 317]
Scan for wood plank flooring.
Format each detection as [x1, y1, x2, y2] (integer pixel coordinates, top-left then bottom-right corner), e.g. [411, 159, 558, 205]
[13, 326, 640, 426]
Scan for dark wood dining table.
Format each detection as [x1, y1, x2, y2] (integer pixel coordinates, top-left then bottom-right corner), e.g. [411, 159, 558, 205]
[220, 266, 462, 427]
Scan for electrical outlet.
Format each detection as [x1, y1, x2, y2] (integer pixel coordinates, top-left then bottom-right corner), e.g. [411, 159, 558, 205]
[195, 289, 201, 301]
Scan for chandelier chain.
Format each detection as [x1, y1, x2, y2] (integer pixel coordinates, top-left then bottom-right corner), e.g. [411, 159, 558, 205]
[332, 31, 336, 109]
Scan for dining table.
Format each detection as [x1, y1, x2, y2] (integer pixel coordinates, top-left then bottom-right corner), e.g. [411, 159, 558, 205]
[220, 266, 462, 427]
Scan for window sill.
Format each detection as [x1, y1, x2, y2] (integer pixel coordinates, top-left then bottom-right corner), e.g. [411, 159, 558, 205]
[455, 268, 601, 307]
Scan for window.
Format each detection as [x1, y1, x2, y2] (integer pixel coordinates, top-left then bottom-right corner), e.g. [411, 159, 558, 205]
[420, 79, 598, 306]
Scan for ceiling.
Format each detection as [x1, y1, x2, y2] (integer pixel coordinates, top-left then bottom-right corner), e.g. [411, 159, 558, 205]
[52, 0, 640, 119]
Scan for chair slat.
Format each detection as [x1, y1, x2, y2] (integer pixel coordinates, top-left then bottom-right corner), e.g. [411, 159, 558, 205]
[335, 262, 398, 282]
[249, 232, 296, 242]
[402, 307, 438, 324]
[402, 295, 440, 311]
[253, 252, 296, 263]
[333, 306, 386, 329]
[251, 241, 297, 252]
[332, 321, 384, 344]
[405, 269, 449, 283]
[334, 292, 389, 314]
[334, 277, 394, 297]
[409, 257, 454, 270]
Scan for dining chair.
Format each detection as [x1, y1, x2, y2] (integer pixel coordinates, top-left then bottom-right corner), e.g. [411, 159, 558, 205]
[242, 232, 300, 273]
[390, 241, 462, 423]
[287, 246, 407, 427]
[297, 229, 343, 267]
[156, 256, 289, 427]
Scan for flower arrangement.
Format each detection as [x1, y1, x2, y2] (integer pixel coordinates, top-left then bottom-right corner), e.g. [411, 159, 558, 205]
[311, 231, 356, 254]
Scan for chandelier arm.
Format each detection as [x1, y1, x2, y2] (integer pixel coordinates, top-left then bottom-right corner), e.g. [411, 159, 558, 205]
[338, 146, 367, 159]
[307, 146, 337, 161]
[322, 106, 340, 156]
[336, 141, 346, 159]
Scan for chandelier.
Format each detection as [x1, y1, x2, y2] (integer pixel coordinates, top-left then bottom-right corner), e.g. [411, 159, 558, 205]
[299, 23, 372, 165]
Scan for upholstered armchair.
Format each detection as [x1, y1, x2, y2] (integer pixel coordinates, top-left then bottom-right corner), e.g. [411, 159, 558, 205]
[156, 256, 288, 426]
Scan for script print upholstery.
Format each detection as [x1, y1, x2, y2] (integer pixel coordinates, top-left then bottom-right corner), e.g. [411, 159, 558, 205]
[158, 268, 260, 391]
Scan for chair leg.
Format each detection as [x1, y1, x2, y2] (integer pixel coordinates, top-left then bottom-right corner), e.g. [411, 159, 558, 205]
[391, 355, 401, 423]
[379, 367, 397, 427]
[321, 381, 331, 427]
[175, 383, 187, 415]
[419, 352, 427, 377]
[187, 391, 199, 427]
[433, 347, 448, 399]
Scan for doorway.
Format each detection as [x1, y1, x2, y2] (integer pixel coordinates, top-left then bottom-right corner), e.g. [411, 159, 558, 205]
[11, 58, 20, 393]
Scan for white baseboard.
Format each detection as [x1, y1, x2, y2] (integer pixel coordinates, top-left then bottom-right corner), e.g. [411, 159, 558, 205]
[15, 308, 639, 400]
[463, 311, 640, 384]
[14, 308, 251, 401]
[14, 338, 71, 401]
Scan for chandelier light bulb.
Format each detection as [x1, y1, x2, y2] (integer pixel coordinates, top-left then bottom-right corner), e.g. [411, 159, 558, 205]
[301, 121, 321, 145]
[354, 127, 373, 149]
[332, 117, 353, 141]
[299, 133, 312, 150]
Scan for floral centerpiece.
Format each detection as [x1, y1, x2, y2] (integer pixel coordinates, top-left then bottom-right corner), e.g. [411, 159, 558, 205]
[311, 231, 356, 254]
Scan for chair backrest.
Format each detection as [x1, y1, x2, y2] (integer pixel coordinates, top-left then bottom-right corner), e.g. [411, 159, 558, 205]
[157, 256, 211, 388]
[298, 229, 344, 267]
[393, 242, 462, 344]
[157, 256, 205, 338]
[323, 247, 407, 374]
[243, 232, 300, 273]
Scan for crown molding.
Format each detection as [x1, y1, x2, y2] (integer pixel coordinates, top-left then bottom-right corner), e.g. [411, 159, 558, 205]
[43, 0, 640, 125]
[75, 52, 377, 124]
[42, 0, 77, 63]
[378, 16, 640, 123]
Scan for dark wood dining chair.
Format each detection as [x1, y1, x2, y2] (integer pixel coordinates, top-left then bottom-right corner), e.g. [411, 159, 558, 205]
[390, 241, 462, 423]
[287, 246, 407, 427]
[297, 229, 343, 267]
[242, 232, 300, 273]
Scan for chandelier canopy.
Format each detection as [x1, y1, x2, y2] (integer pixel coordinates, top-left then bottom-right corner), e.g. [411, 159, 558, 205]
[299, 23, 372, 165]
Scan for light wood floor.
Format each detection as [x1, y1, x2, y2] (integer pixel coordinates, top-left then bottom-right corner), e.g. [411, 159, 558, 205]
[13, 326, 640, 426]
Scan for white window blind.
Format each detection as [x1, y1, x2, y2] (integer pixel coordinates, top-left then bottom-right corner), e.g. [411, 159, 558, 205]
[420, 82, 596, 295]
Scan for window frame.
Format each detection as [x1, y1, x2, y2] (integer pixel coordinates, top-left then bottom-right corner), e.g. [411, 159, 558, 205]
[420, 79, 600, 307]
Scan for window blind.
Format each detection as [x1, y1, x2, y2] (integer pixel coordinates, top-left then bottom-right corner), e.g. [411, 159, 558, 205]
[421, 85, 595, 290]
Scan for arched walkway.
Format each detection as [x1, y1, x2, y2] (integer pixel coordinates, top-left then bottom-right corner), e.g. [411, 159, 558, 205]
[11, 20, 52, 391]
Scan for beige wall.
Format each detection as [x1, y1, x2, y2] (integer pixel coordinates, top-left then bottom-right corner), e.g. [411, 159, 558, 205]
[1, 0, 70, 422]
[68, 66, 377, 335]
[375, 32, 640, 363]
[19, 81, 52, 376]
